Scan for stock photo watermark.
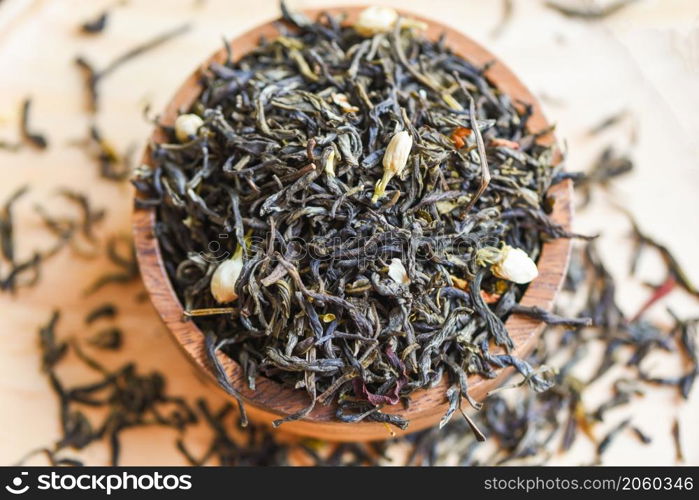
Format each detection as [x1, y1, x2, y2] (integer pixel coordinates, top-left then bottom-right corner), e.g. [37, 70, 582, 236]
[196, 233, 486, 265]
[3, 470, 193, 496]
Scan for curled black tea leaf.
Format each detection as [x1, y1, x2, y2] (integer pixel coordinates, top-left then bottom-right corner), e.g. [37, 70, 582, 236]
[204, 331, 248, 427]
[39, 311, 67, 372]
[0, 186, 29, 289]
[672, 418, 684, 463]
[510, 304, 593, 328]
[597, 418, 631, 458]
[87, 327, 123, 350]
[81, 11, 109, 34]
[20, 98, 48, 149]
[85, 303, 118, 324]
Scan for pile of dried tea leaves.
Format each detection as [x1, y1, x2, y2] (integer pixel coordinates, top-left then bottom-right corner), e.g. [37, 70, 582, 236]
[136, 3, 586, 428]
[6, 0, 696, 468]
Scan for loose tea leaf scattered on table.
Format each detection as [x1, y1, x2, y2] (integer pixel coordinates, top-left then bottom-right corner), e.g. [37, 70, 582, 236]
[672, 418, 684, 463]
[83, 234, 139, 295]
[0, 97, 49, 153]
[79, 125, 133, 182]
[544, 0, 640, 20]
[76, 23, 190, 112]
[80, 10, 109, 34]
[29, 311, 198, 466]
[87, 327, 123, 350]
[491, 0, 514, 39]
[575, 146, 633, 207]
[20, 98, 49, 149]
[0, 186, 110, 294]
[0, 186, 28, 270]
[587, 110, 628, 136]
[0, 186, 47, 293]
[85, 303, 119, 324]
[34, 188, 106, 259]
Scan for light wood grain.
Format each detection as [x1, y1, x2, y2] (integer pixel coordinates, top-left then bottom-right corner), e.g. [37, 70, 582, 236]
[133, 6, 573, 441]
[1, 0, 696, 465]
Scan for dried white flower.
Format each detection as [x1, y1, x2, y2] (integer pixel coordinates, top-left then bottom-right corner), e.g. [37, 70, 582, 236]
[354, 6, 399, 36]
[476, 245, 538, 284]
[210, 250, 244, 303]
[174, 113, 204, 143]
[354, 6, 427, 37]
[388, 258, 410, 285]
[372, 130, 413, 202]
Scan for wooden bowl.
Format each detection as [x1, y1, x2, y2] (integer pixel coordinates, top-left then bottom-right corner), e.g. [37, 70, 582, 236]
[133, 6, 573, 442]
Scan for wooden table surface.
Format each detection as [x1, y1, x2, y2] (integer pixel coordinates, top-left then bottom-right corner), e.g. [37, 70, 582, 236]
[0, 0, 697, 465]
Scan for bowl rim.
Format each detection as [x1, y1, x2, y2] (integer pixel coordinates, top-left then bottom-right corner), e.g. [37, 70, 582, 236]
[132, 5, 573, 435]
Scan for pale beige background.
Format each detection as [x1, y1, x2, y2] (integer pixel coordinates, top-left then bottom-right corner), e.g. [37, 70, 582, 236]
[0, 0, 697, 465]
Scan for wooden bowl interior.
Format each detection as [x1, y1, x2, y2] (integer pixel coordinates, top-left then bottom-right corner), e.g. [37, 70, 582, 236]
[133, 6, 573, 441]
